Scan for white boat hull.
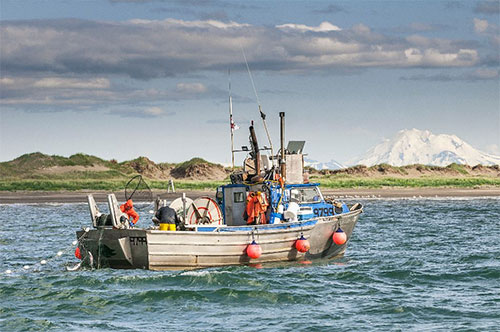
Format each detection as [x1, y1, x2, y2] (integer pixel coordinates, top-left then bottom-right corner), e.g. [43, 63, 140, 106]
[76, 204, 362, 270]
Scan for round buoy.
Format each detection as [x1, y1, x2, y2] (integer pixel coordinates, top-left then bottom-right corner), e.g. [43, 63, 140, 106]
[295, 235, 310, 253]
[75, 247, 82, 260]
[246, 240, 262, 259]
[332, 228, 347, 245]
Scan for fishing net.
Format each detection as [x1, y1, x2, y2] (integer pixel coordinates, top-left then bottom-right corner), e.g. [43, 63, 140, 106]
[124, 175, 153, 206]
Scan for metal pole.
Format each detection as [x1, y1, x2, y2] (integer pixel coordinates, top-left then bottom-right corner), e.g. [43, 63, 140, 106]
[259, 105, 274, 164]
[230, 97, 235, 170]
[249, 125, 261, 178]
[229, 69, 235, 170]
[182, 192, 186, 223]
[279, 112, 286, 179]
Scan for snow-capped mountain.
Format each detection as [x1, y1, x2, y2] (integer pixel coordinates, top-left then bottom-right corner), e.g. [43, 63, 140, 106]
[351, 129, 500, 167]
[304, 158, 345, 170]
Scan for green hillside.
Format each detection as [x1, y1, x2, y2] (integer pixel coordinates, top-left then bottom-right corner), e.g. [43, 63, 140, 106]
[0, 152, 499, 191]
[0, 152, 228, 191]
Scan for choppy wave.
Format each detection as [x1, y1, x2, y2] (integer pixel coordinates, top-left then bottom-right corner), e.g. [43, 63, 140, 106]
[1, 199, 499, 331]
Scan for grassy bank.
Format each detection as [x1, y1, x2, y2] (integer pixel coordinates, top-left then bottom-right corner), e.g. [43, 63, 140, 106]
[1, 152, 499, 191]
[1, 177, 499, 191]
[0, 179, 226, 191]
[314, 176, 500, 188]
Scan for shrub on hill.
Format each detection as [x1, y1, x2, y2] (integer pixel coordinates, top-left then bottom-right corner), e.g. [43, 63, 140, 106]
[68, 153, 108, 167]
[171, 158, 227, 180]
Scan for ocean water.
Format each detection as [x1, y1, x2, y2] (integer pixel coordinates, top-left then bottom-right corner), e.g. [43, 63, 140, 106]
[1, 198, 499, 331]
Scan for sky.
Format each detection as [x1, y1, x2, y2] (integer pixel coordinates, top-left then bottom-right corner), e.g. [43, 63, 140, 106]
[1, 0, 499, 166]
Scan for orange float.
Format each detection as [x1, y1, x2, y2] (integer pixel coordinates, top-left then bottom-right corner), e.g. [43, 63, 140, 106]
[295, 235, 310, 253]
[332, 228, 347, 245]
[246, 240, 262, 259]
[75, 247, 82, 260]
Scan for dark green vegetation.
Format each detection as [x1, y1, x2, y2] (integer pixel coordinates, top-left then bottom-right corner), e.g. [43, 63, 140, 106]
[0, 152, 228, 191]
[1, 152, 499, 191]
[309, 163, 500, 188]
[314, 177, 500, 188]
[0, 179, 226, 191]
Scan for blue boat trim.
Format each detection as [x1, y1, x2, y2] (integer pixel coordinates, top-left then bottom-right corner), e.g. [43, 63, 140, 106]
[217, 219, 318, 232]
[190, 219, 318, 232]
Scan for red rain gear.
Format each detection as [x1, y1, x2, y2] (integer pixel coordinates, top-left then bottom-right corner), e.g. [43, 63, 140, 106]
[120, 199, 139, 224]
[245, 192, 269, 225]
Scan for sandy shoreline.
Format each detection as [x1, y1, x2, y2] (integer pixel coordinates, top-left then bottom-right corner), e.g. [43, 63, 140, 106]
[0, 187, 499, 204]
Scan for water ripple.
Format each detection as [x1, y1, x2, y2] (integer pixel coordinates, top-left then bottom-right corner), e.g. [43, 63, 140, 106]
[1, 199, 499, 331]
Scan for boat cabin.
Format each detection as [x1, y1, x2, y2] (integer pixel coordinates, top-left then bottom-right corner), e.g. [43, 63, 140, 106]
[216, 182, 348, 227]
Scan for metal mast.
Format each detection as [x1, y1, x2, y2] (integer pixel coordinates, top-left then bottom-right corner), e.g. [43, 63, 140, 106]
[229, 69, 235, 170]
[280, 112, 286, 179]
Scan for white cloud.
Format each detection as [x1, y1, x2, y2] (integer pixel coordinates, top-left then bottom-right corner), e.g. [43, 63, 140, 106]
[0, 17, 490, 83]
[404, 48, 423, 63]
[176, 82, 207, 93]
[351, 24, 370, 35]
[108, 106, 176, 118]
[130, 18, 250, 29]
[276, 21, 342, 32]
[474, 18, 489, 33]
[0, 74, 225, 109]
[0, 77, 16, 85]
[143, 106, 164, 116]
[472, 18, 499, 48]
[33, 78, 110, 89]
[472, 68, 499, 79]
[400, 68, 498, 82]
[423, 49, 478, 66]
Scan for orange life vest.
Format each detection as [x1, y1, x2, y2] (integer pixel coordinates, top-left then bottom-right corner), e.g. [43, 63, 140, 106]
[120, 199, 140, 224]
[245, 192, 269, 225]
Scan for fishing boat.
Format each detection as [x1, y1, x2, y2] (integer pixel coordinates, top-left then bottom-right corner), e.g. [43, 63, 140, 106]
[75, 112, 363, 270]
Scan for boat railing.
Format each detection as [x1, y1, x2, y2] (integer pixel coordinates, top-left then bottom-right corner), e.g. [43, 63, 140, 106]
[184, 224, 227, 232]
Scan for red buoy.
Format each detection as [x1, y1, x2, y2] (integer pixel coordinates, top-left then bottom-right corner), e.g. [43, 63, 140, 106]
[295, 235, 310, 253]
[246, 240, 262, 259]
[75, 247, 82, 260]
[333, 228, 347, 245]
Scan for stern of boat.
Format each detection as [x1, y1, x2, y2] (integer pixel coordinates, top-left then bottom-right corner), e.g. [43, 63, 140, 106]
[76, 228, 149, 269]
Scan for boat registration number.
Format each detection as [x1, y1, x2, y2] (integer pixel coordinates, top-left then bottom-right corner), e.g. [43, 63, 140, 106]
[313, 207, 334, 217]
[130, 236, 147, 246]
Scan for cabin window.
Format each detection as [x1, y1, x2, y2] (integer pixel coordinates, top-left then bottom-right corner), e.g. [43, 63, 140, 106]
[234, 192, 245, 203]
[290, 187, 323, 204]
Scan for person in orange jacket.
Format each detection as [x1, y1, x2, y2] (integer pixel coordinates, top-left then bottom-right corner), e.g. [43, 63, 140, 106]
[244, 191, 269, 225]
[120, 199, 139, 226]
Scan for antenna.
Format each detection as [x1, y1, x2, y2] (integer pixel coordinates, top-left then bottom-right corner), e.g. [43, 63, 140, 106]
[240, 46, 275, 163]
[229, 68, 235, 170]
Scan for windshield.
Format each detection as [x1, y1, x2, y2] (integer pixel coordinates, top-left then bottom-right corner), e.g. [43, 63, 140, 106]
[289, 187, 323, 204]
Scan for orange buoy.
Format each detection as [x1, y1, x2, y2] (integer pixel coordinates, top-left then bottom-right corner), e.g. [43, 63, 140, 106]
[75, 247, 82, 260]
[246, 240, 262, 259]
[332, 228, 347, 245]
[295, 235, 310, 253]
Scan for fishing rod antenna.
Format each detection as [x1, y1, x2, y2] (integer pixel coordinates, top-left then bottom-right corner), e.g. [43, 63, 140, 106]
[240, 45, 275, 164]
